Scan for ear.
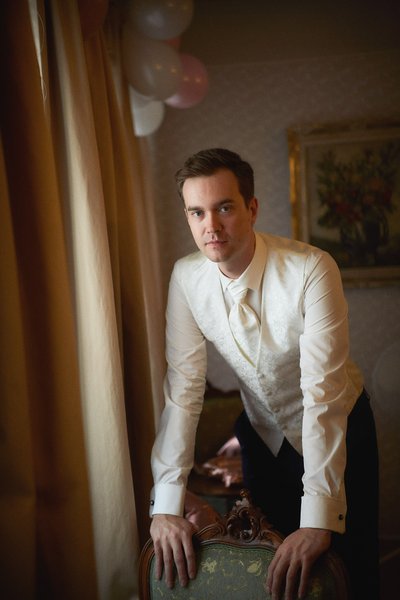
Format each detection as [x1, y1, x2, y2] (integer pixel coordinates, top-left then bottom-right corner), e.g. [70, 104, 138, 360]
[249, 197, 258, 225]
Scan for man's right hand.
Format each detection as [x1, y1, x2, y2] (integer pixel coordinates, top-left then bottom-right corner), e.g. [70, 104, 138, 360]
[150, 514, 198, 589]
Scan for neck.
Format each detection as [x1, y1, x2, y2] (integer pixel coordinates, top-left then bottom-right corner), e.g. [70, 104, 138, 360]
[219, 233, 256, 279]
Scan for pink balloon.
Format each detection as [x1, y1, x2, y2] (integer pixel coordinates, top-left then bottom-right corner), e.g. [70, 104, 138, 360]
[165, 54, 209, 109]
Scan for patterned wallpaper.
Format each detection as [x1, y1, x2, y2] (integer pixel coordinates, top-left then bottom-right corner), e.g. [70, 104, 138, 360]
[144, 49, 400, 536]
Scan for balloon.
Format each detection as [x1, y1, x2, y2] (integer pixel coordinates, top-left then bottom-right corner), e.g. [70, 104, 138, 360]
[78, 0, 109, 38]
[129, 87, 165, 136]
[122, 26, 182, 100]
[129, 89, 153, 109]
[165, 53, 209, 109]
[129, 0, 194, 40]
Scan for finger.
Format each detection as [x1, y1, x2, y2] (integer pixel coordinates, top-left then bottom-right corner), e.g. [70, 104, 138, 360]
[163, 546, 177, 589]
[270, 556, 287, 600]
[284, 560, 300, 600]
[298, 562, 312, 599]
[153, 543, 163, 581]
[266, 551, 280, 594]
[182, 535, 197, 580]
[172, 544, 189, 588]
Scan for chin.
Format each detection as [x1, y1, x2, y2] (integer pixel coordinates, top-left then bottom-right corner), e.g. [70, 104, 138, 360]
[205, 254, 222, 264]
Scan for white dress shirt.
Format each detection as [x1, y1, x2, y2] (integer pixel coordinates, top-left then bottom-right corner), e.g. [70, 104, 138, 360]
[150, 233, 363, 533]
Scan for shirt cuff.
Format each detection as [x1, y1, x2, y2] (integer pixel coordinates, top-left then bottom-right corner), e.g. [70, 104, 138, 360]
[149, 483, 186, 517]
[300, 495, 346, 534]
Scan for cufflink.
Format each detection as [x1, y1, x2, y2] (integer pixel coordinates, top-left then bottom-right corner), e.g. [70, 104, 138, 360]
[338, 514, 344, 520]
[150, 500, 154, 506]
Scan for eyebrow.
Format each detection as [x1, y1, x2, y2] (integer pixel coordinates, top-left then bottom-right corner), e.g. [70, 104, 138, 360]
[185, 199, 234, 212]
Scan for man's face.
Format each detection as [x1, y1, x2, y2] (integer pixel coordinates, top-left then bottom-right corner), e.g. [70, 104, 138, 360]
[182, 168, 258, 278]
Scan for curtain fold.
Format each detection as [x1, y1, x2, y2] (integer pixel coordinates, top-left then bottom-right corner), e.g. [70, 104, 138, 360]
[49, 1, 142, 596]
[99, 7, 166, 538]
[0, 126, 37, 600]
[0, 0, 161, 597]
[0, 1, 98, 597]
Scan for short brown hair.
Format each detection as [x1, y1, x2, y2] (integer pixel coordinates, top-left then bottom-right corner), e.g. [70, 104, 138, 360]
[175, 148, 254, 206]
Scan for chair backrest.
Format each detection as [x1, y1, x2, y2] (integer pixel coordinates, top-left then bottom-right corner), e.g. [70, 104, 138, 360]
[139, 490, 350, 600]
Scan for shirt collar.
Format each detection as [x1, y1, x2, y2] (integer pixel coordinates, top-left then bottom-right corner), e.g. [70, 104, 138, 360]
[219, 232, 267, 292]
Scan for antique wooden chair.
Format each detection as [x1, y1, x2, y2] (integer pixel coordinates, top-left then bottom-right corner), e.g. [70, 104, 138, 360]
[138, 490, 351, 599]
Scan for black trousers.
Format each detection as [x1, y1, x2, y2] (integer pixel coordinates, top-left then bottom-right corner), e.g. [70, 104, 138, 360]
[234, 389, 379, 600]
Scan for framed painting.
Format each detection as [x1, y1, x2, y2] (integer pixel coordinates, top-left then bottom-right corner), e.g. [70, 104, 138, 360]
[288, 121, 400, 286]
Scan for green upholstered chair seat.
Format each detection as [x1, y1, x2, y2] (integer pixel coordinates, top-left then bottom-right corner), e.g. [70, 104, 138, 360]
[148, 543, 274, 599]
[147, 542, 342, 599]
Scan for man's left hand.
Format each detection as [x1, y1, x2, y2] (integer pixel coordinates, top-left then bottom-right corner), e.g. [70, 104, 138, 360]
[266, 528, 331, 599]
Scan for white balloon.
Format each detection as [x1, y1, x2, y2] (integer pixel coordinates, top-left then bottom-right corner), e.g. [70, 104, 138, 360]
[129, 87, 165, 136]
[130, 0, 194, 40]
[129, 89, 153, 108]
[122, 25, 182, 100]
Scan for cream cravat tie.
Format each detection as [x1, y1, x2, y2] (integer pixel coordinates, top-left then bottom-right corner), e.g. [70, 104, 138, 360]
[228, 281, 260, 366]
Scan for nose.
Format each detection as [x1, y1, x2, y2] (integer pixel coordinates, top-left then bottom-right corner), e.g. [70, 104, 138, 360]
[205, 211, 221, 233]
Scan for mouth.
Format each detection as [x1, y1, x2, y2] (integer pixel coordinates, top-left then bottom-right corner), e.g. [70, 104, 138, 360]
[205, 241, 227, 250]
[205, 239, 227, 246]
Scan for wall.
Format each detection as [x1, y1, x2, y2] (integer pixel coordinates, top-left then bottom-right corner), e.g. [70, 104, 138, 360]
[143, 41, 400, 539]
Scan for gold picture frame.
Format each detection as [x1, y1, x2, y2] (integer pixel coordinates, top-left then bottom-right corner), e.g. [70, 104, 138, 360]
[288, 121, 400, 286]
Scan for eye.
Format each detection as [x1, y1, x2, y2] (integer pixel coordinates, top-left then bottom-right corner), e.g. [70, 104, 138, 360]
[190, 210, 203, 218]
[219, 204, 232, 213]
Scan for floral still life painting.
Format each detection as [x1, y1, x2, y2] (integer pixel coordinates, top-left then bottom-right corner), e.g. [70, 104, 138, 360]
[288, 122, 400, 285]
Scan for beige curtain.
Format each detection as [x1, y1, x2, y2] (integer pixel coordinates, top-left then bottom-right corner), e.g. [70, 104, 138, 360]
[0, 0, 163, 598]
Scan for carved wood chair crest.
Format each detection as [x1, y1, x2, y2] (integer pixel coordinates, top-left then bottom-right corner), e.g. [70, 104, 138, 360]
[199, 488, 284, 548]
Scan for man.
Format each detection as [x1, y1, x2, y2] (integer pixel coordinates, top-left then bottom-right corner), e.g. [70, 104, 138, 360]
[149, 148, 379, 599]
